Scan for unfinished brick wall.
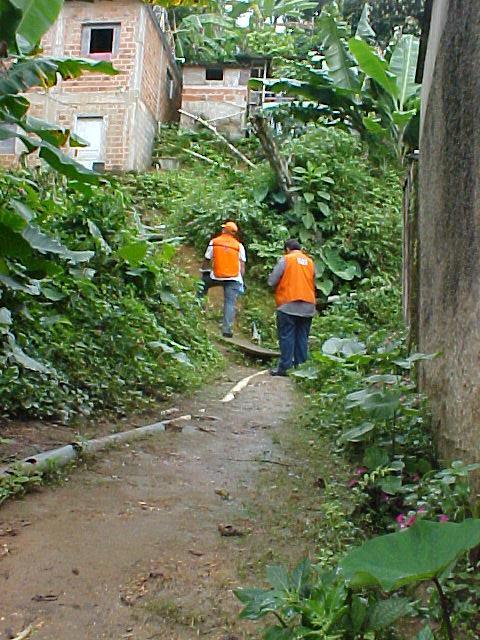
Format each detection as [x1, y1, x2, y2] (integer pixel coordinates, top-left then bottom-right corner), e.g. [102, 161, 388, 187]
[1, 0, 181, 171]
[181, 66, 248, 138]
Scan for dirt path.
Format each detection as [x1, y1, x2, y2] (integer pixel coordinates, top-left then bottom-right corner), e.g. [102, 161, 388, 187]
[0, 364, 296, 640]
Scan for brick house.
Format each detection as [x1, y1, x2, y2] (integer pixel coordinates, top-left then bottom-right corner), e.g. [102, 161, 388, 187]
[180, 58, 270, 138]
[1, 0, 182, 171]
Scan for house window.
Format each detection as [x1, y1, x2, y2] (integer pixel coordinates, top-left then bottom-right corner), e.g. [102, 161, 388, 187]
[82, 23, 120, 57]
[0, 125, 16, 155]
[166, 68, 174, 100]
[205, 67, 224, 81]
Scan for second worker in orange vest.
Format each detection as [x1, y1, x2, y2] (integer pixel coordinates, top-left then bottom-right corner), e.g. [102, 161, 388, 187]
[268, 239, 316, 376]
[201, 221, 246, 337]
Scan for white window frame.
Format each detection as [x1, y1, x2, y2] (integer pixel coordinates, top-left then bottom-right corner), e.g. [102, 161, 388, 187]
[81, 22, 121, 57]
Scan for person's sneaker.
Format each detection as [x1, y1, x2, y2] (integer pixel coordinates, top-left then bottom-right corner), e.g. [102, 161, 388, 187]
[222, 332, 233, 338]
[270, 368, 288, 377]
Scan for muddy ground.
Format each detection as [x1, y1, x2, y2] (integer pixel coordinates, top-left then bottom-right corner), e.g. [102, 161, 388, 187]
[0, 364, 311, 640]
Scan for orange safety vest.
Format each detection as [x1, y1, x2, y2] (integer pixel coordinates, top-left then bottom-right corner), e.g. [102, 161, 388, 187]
[212, 234, 241, 278]
[274, 251, 315, 307]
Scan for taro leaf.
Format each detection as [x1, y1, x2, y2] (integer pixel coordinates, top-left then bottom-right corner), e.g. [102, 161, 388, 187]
[172, 351, 193, 366]
[0, 307, 12, 325]
[340, 519, 480, 591]
[379, 475, 402, 495]
[22, 225, 94, 263]
[364, 374, 400, 384]
[118, 241, 148, 266]
[0, 307, 12, 333]
[340, 422, 375, 443]
[289, 365, 320, 380]
[322, 247, 360, 280]
[322, 337, 344, 355]
[367, 596, 412, 631]
[347, 388, 401, 420]
[148, 340, 174, 353]
[363, 446, 389, 469]
[6, 334, 51, 373]
[0, 273, 40, 295]
[316, 276, 333, 296]
[40, 284, 65, 301]
[160, 290, 180, 308]
[393, 352, 438, 369]
[253, 182, 269, 203]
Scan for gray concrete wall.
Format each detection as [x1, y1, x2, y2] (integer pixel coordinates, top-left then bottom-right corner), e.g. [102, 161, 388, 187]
[418, 1, 480, 470]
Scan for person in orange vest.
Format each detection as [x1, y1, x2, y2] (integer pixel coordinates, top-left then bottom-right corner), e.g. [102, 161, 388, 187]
[201, 221, 246, 337]
[268, 239, 316, 376]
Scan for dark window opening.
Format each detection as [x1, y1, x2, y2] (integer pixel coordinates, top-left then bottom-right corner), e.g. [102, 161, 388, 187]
[206, 67, 224, 81]
[82, 23, 120, 56]
[250, 67, 263, 79]
[89, 28, 114, 53]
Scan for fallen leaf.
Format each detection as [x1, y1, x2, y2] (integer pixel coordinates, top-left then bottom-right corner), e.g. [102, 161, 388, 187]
[218, 523, 244, 537]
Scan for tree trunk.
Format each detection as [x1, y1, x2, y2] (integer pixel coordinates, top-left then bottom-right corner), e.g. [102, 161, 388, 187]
[250, 114, 294, 208]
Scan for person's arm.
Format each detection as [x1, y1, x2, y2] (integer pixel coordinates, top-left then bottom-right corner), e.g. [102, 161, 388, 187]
[203, 242, 213, 270]
[268, 257, 286, 289]
[239, 244, 246, 277]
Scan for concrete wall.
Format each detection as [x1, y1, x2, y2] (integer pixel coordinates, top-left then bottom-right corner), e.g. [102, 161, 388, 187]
[0, 0, 181, 171]
[417, 0, 480, 469]
[181, 65, 249, 138]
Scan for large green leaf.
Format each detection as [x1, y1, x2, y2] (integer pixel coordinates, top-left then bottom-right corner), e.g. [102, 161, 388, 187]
[355, 2, 376, 41]
[0, 56, 117, 95]
[322, 247, 360, 280]
[38, 142, 99, 186]
[349, 37, 398, 99]
[367, 596, 412, 631]
[340, 519, 480, 591]
[11, 0, 63, 51]
[22, 223, 94, 263]
[317, 12, 360, 91]
[389, 34, 420, 111]
[0, 0, 22, 49]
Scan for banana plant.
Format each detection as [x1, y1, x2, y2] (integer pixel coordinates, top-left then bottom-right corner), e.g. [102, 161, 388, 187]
[0, 0, 117, 371]
[249, 3, 421, 162]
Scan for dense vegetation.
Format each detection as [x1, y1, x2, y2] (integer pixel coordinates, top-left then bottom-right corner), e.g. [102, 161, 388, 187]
[0, 171, 221, 421]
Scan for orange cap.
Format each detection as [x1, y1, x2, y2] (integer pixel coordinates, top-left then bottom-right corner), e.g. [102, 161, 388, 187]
[222, 221, 238, 233]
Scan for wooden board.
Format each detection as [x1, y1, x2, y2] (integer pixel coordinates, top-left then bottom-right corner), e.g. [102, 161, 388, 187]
[218, 335, 280, 360]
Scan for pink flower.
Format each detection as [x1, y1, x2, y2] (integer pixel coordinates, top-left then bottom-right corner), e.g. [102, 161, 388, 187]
[396, 514, 406, 525]
[438, 514, 449, 522]
[405, 515, 417, 527]
[418, 506, 427, 513]
[355, 467, 368, 476]
[347, 478, 359, 488]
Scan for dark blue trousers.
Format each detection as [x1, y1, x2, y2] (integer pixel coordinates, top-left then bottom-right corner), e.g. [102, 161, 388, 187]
[276, 311, 313, 372]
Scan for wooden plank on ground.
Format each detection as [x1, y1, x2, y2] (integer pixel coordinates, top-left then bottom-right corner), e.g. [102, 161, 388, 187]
[218, 335, 280, 360]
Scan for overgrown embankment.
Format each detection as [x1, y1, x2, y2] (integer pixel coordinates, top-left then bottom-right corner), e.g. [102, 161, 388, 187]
[0, 171, 221, 424]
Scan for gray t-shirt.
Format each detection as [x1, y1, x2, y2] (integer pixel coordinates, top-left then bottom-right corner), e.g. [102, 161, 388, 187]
[268, 256, 316, 317]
